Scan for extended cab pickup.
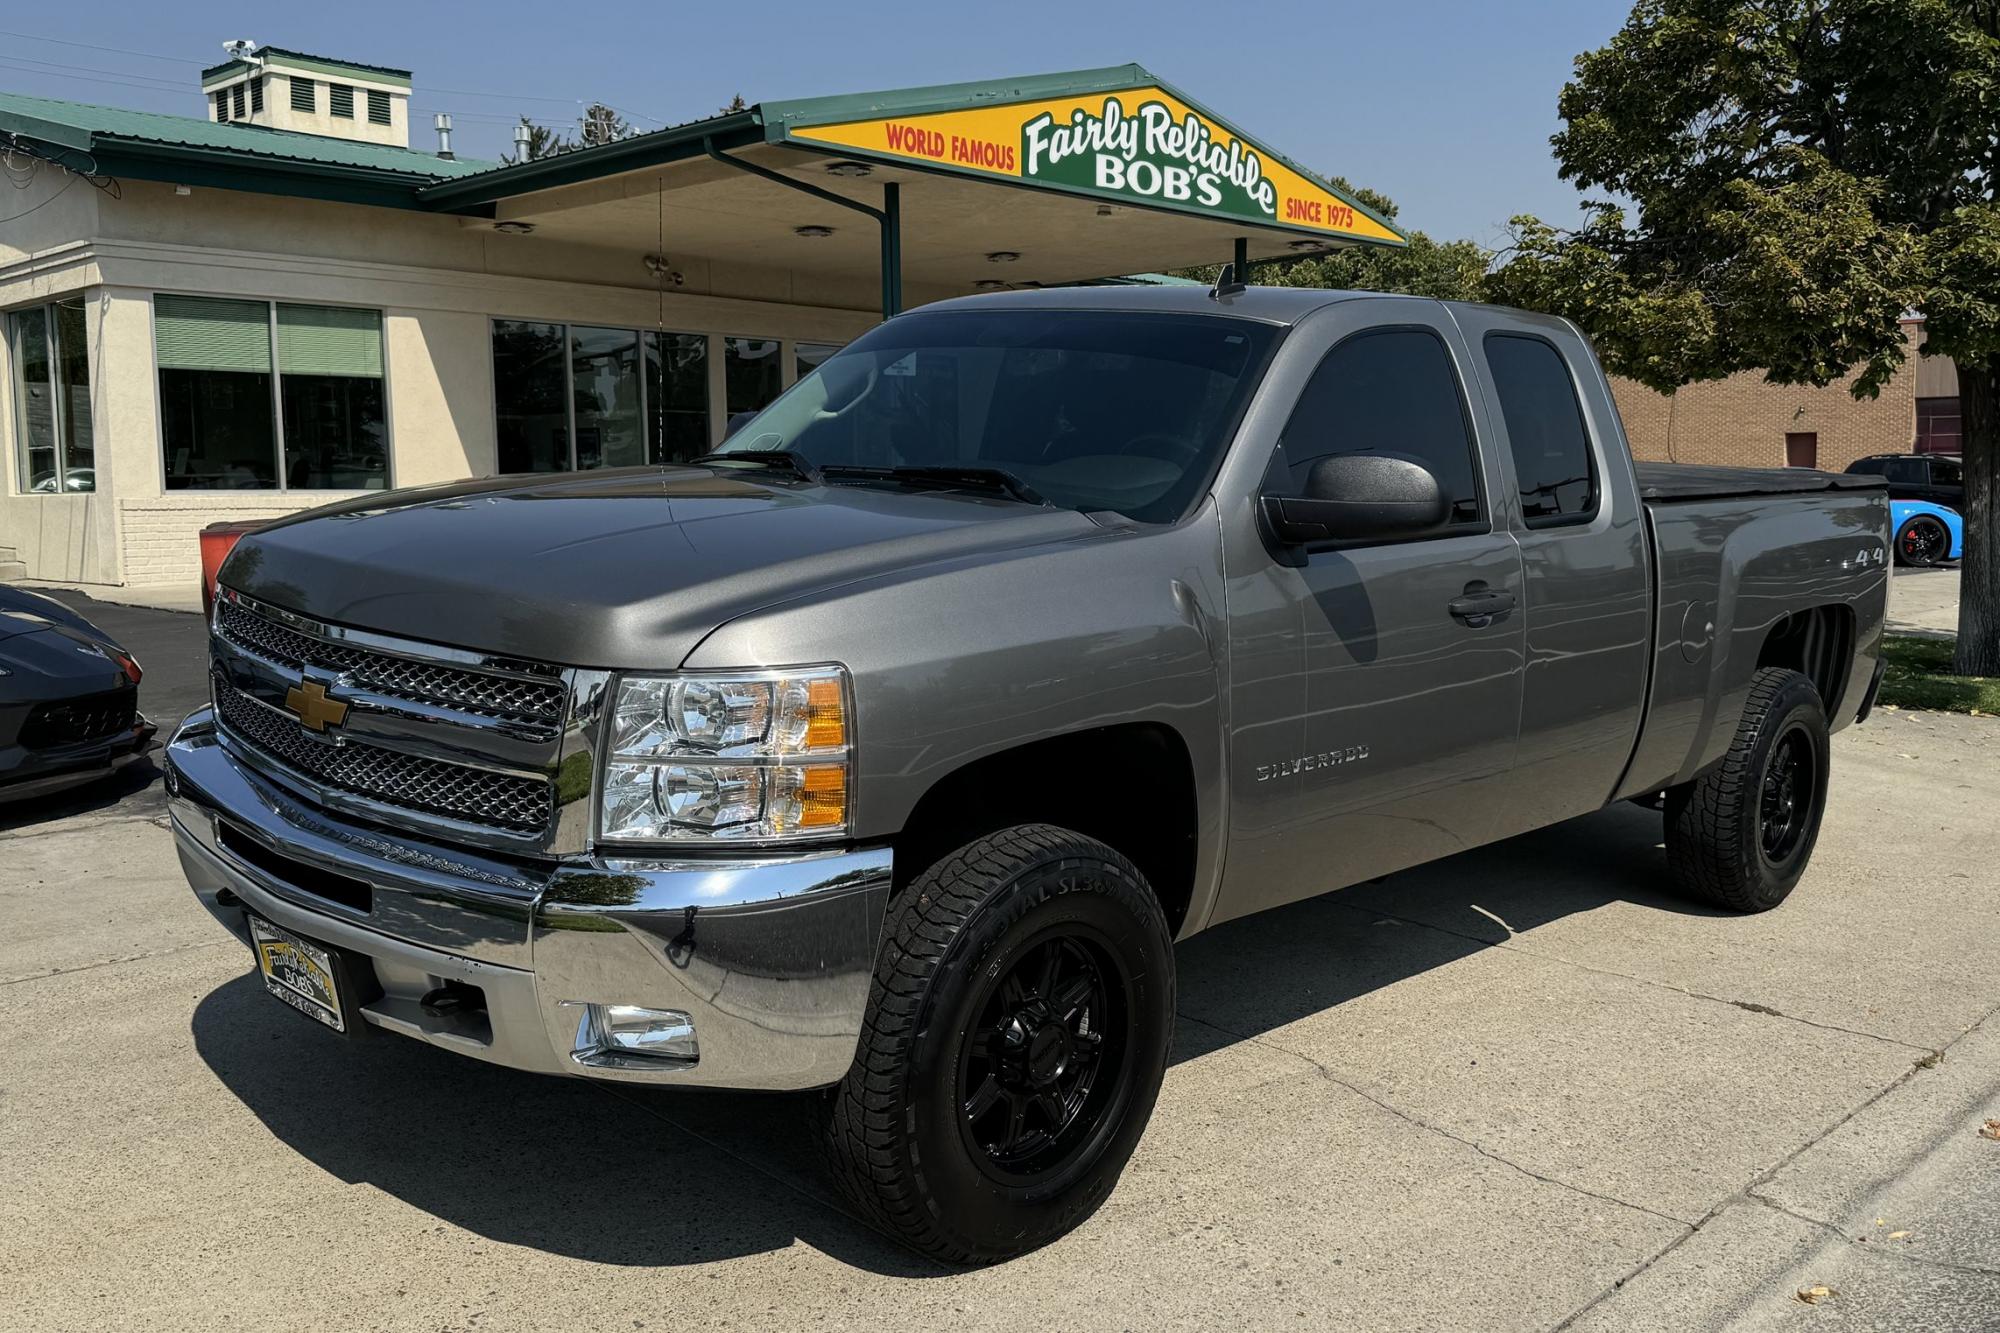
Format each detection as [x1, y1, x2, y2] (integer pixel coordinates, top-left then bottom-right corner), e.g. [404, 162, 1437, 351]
[167, 287, 1889, 1262]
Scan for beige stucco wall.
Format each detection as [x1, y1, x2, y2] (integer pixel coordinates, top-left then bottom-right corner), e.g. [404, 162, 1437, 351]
[3, 176, 903, 588]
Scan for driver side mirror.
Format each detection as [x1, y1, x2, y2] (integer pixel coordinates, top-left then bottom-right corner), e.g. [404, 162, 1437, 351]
[1260, 454, 1450, 548]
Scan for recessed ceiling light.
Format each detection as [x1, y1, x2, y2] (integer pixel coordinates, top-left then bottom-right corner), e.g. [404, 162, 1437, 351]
[824, 160, 873, 178]
[1096, 204, 1115, 217]
[974, 279, 1007, 290]
[1287, 240, 1323, 251]
[795, 225, 835, 238]
[985, 250, 1021, 263]
[493, 220, 536, 235]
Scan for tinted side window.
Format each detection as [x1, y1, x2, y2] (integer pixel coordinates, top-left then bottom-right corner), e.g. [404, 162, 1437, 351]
[1270, 329, 1482, 527]
[1929, 456, 1962, 485]
[1883, 458, 1924, 484]
[1483, 333, 1598, 525]
[1847, 458, 1886, 476]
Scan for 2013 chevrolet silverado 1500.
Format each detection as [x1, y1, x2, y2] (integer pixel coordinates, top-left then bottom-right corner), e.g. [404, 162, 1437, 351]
[168, 286, 1889, 1262]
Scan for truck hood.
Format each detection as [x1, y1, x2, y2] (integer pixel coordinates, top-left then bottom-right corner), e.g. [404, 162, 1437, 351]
[221, 467, 1110, 668]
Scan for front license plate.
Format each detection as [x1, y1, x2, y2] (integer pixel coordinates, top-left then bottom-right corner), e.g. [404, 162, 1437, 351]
[248, 914, 349, 1033]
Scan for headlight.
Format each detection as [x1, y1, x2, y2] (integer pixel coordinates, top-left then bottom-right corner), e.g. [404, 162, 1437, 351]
[598, 666, 851, 842]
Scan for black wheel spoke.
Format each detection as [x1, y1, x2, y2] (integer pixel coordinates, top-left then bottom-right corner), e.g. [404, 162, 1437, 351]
[1034, 1088, 1066, 1126]
[1004, 1093, 1029, 1150]
[1051, 974, 1094, 1020]
[963, 1074, 1003, 1122]
[1034, 941, 1062, 1004]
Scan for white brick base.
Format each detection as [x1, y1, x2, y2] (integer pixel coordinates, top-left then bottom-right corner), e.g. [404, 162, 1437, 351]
[116, 494, 353, 584]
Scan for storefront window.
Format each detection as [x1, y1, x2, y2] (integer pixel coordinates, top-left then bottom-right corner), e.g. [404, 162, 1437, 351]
[493, 320, 568, 474]
[158, 295, 386, 491]
[8, 297, 93, 493]
[494, 321, 717, 471]
[158, 295, 277, 490]
[278, 304, 386, 488]
[796, 341, 841, 381]
[646, 330, 708, 463]
[571, 325, 643, 470]
[724, 337, 784, 429]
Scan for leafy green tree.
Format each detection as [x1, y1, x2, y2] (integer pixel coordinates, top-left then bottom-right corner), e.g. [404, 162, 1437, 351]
[1485, 0, 2000, 672]
[1178, 179, 1492, 300]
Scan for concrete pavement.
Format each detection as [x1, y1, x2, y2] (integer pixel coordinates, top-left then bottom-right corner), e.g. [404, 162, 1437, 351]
[3, 600, 1997, 1331]
[1889, 567, 1961, 639]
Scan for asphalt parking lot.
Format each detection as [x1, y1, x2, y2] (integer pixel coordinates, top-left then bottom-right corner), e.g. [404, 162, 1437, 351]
[4, 591, 1998, 1331]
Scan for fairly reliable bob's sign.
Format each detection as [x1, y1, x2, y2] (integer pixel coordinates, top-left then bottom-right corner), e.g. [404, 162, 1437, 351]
[779, 82, 1404, 246]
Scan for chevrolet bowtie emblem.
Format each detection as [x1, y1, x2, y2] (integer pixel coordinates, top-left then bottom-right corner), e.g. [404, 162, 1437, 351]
[284, 679, 349, 733]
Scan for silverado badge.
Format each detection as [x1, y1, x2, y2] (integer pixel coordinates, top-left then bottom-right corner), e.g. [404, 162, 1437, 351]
[283, 679, 349, 734]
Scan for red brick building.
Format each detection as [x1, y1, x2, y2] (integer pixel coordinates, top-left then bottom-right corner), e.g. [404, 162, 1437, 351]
[1611, 318, 1961, 470]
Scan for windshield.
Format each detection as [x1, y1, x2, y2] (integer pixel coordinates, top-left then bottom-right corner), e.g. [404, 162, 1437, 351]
[711, 309, 1278, 522]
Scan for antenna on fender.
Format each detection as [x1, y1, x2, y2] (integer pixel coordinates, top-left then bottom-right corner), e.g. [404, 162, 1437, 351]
[1209, 263, 1246, 301]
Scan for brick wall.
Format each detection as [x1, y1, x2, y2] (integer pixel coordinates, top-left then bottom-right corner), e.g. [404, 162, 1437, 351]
[116, 495, 346, 584]
[1608, 321, 1923, 471]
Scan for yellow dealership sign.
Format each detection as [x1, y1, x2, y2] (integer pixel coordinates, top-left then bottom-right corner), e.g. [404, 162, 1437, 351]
[782, 84, 1403, 246]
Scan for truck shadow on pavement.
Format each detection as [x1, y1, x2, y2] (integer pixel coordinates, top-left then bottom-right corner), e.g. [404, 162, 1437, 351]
[189, 799, 1710, 1275]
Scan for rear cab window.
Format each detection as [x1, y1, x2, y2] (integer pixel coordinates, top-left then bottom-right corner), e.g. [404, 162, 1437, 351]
[1481, 333, 1599, 528]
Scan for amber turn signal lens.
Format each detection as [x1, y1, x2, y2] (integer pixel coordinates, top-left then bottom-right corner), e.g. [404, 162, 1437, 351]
[804, 677, 846, 749]
[796, 764, 847, 828]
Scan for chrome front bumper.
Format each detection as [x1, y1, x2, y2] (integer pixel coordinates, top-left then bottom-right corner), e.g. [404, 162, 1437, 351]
[165, 708, 892, 1090]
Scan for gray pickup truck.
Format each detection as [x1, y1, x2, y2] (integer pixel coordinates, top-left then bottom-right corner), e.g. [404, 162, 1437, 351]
[168, 286, 1889, 1263]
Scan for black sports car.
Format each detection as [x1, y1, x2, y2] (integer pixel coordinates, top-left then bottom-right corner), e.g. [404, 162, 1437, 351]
[0, 586, 157, 804]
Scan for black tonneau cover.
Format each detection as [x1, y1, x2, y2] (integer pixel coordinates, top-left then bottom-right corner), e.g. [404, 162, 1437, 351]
[1636, 463, 1888, 503]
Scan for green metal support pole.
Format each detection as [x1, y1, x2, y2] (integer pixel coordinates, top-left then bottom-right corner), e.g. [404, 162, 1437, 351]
[882, 182, 902, 317]
[1234, 236, 1249, 281]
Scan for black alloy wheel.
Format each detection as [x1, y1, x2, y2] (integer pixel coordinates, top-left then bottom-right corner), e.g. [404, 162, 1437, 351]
[1758, 724, 1818, 865]
[955, 929, 1130, 1183]
[1897, 515, 1949, 567]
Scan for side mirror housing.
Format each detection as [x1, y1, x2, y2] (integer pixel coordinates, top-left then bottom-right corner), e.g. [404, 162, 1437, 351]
[1261, 454, 1450, 547]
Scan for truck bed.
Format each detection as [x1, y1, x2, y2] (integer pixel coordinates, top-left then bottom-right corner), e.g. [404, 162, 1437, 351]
[1635, 463, 1888, 503]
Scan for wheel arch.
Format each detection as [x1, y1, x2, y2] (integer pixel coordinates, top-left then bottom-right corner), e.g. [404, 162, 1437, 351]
[890, 722, 1201, 937]
[1757, 604, 1855, 717]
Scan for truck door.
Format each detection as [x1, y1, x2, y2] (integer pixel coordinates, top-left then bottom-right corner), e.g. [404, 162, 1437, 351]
[1448, 308, 1652, 838]
[1217, 301, 1527, 922]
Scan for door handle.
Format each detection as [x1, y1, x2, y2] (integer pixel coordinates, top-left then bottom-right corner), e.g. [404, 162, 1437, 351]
[1448, 588, 1516, 628]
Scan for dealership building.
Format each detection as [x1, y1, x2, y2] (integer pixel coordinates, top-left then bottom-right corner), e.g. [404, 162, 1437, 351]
[0, 50, 1403, 588]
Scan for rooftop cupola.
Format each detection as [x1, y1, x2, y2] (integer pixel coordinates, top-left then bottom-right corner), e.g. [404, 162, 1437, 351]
[201, 41, 412, 148]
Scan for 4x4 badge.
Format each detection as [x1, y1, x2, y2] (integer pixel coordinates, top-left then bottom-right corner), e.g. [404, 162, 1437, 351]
[284, 679, 349, 733]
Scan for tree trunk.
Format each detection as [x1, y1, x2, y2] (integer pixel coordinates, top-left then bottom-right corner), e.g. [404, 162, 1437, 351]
[1955, 359, 2000, 676]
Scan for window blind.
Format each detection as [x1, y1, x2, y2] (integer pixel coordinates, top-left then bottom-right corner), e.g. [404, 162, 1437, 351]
[329, 84, 354, 118]
[367, 90, 391, 125]
[277, 305, 383, 378]
[154, 296, 271, 373]
[290, 77, 315, 113]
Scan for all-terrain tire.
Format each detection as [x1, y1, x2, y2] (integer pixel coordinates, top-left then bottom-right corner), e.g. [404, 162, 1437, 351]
[1664, 667, 1830, 912]
[816, 824, 1175, 1264]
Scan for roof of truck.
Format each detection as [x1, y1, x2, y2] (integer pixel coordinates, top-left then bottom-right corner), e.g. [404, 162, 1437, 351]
[919, 284, 1421, 323]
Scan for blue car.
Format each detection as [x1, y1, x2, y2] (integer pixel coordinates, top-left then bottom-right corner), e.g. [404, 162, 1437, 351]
[1891, 499, 1963, 567]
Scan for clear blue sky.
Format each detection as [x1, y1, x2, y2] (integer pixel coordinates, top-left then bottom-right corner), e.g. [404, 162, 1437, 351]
[0, 0, 1633, 247]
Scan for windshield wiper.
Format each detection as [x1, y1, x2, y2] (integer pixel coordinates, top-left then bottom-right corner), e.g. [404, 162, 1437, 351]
[691, 450, 822, 484]
[818, 464, 1050, 507]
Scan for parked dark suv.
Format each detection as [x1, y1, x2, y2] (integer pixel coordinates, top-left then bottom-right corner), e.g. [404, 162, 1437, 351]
[1846, 453, 1963, 511]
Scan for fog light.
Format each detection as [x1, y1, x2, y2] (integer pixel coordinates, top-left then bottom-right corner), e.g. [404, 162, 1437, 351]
[567, 1002, 698, 1068]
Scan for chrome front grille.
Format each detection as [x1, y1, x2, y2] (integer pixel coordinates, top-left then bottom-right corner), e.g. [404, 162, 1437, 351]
[207, 590, 594, 849]
[217, 599, 564, 729]
[214, 680, 554, 834]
